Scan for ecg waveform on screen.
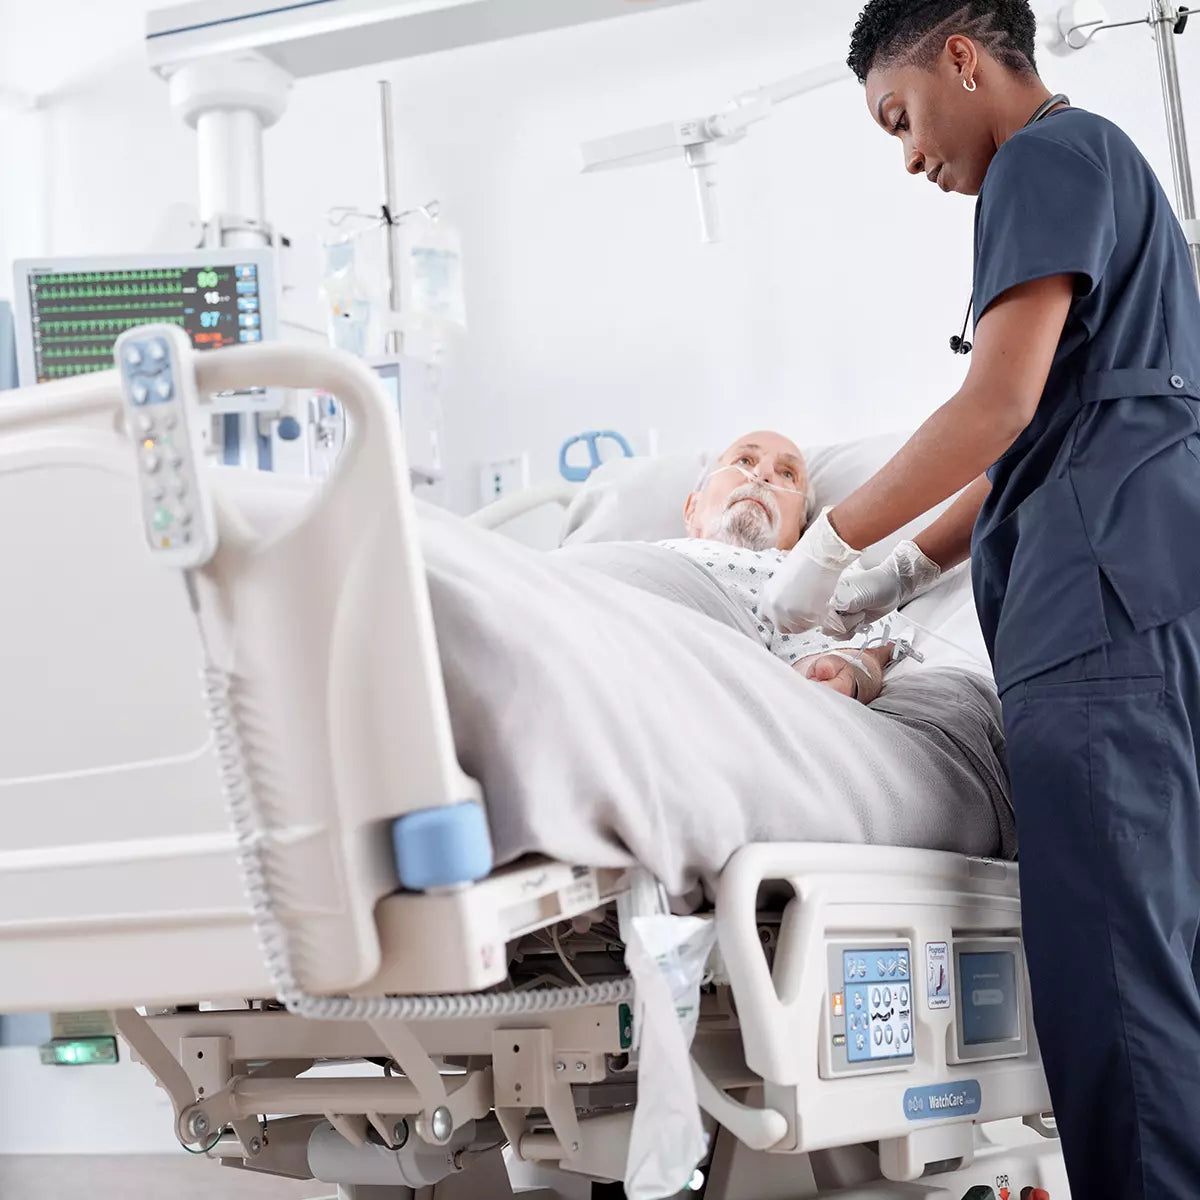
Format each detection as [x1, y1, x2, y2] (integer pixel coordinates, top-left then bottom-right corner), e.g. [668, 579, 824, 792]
[27, 264, 261, 382]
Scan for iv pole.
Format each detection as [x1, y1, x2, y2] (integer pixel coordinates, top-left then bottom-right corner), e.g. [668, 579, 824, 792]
[1150, 0, 1200, 284]
[1060, 0, 1200, 287]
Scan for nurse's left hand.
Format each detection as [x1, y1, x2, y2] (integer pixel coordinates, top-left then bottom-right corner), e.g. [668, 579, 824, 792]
[823, 540, 943, 638]
[761, 507, 862, 634]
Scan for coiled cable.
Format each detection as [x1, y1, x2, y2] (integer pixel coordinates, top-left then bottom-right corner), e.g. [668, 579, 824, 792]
[190, 576, 634, 1021]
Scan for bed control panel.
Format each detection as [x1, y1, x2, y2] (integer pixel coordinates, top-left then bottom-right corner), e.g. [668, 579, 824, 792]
[115, 324, 217, 569]
[824, 940, 915, 1076]
[742, 849, 1052, 1166]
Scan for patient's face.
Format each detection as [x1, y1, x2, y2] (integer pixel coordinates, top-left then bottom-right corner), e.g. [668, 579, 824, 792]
[684, 432, 810, 551]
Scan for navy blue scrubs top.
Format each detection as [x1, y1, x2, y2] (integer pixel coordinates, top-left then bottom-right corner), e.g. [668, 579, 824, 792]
[970, 108, 1200, 694]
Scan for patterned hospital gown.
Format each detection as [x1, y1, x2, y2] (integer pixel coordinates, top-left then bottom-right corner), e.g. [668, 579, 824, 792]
[658, 538, 840, 668]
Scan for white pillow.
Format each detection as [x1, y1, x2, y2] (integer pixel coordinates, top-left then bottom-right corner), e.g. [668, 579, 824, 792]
[558, 450, 709, 547]
[559, 430, 956, 570]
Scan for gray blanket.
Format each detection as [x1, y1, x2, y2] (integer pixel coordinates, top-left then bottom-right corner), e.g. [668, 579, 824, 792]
[419, 513, 1014, 897]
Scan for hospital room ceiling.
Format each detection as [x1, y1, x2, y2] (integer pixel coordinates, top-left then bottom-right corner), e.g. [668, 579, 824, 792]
[0, 0, 1166, 101]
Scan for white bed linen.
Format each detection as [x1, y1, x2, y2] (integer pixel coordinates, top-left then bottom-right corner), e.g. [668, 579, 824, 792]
[419, 507, 1013, 897]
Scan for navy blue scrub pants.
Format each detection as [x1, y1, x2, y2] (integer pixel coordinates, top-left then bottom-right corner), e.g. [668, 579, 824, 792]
[1002, 585, 1200, 1200]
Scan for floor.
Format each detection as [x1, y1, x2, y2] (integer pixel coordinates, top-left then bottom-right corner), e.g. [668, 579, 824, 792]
[0, 1156, 333, 1199]
[0, 1153, 572, 1199]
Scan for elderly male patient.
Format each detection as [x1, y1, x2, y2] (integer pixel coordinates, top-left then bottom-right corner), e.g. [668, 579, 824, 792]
[655, 431, 899, 706]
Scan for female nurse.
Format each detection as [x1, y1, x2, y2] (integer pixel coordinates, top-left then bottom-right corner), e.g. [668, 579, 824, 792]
[761, 2, 1200, 1196]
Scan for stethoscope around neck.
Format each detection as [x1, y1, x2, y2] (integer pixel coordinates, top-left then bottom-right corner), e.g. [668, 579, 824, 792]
[949, 92, 1071, 355]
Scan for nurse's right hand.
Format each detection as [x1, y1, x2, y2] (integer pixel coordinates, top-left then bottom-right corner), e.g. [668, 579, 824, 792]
[761, 507, 862, 634]
[823, 540, 941, 638]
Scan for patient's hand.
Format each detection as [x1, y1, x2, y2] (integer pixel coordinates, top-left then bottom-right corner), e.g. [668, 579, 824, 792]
[797, 648, 888, 705]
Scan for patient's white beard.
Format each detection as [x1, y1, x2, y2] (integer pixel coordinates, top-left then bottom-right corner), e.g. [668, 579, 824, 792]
[709, 486, 779, 551]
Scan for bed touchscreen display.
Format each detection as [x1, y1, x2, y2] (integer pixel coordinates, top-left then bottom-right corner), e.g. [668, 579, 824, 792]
[843, 948, 914, 1063]
[959, 951, 1020, 1046]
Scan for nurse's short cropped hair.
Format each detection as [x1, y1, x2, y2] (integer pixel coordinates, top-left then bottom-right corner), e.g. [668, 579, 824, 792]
[847, 0, 1039, 84]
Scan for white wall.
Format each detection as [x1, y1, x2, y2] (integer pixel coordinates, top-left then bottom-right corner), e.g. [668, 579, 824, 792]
[5, 0, 1199, 517]
[9, 0, 1200, 519]
[0, 1045, 180, 1154]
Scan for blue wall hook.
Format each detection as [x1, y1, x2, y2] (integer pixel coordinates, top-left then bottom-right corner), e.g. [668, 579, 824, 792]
[559, 430, 635, 482]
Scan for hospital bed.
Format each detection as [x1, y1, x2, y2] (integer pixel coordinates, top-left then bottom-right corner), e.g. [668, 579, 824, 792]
[0, 336, 1068, 1199]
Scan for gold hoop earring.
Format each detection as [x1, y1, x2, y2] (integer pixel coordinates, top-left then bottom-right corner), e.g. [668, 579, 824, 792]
[963, 77, 977, 92]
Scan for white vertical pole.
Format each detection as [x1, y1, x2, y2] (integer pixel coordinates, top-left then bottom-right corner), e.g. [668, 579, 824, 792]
[379, 79, 404, 356]
[169, 55, 291, 463]
[1150, 0, 1200, 286]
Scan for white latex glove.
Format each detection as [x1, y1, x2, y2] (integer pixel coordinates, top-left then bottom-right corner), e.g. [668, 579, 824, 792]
[823, 539, 942, 638]
[761, 507, 862, 635]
